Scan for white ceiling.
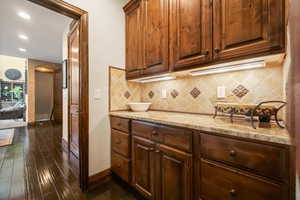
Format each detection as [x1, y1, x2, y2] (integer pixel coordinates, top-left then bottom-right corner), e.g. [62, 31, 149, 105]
[0, 0, 72, 63]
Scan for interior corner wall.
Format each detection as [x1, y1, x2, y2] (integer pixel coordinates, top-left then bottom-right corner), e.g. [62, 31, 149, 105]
[63, 0, 127, 176]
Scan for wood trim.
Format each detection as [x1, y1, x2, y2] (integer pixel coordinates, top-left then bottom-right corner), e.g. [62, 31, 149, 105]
[88, 168, 112, 191]
[61, 138, 69, 153]
[79, 13, 89, 191]
[26, 0, 89, 192]
[28, 122, 37, 127]
[27, 0, 86, 19]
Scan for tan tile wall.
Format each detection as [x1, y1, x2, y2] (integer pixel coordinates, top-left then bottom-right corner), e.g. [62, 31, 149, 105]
[141, 64, 284, 115]
[109, 67, 141, 111]
[109, 64, 284, 116]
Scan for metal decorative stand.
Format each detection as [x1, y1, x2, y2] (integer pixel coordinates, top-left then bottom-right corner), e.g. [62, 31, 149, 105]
[213, 101, 287, 129]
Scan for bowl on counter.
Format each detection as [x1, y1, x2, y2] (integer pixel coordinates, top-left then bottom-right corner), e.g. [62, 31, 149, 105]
[128, 102, 152, 112]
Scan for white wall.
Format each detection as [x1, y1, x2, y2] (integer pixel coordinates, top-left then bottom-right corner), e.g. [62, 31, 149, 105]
[63, 0, 127, 176]
[62, 27, 69, 142]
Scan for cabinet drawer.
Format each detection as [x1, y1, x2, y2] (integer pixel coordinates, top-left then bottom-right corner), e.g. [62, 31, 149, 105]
[201, 133, 288, 181]
[111, 117, 130, 133]
[155, 125, 193, 152]
[132, 120, 157, 139]
[201, 160, 284, 200]
[111, 129, 130, 157]
[132, 120, 193, 152]
[111, 152, 130, 183]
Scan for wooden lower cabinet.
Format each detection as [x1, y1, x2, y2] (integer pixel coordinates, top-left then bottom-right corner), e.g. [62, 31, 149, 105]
[132, 136, 192, 200]
[111, 118, 294, 200]
[132, 136, 156, 199]
[199, 159, 285, 200]
[157, 144, 192, 200]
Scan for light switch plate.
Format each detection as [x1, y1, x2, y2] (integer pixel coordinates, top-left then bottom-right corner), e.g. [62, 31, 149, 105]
[94, 89, 101, 100]
[217, 86, 226, 98]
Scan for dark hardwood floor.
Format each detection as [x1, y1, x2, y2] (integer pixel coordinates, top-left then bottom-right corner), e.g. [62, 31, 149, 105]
[0, 122, 141, 200]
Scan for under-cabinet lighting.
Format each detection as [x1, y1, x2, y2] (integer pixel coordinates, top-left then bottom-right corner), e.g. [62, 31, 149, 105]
[18, 48, 27, 52]
[136, 74, 176, 83]
[18, 11, 31, 20]
[189, 61, 266, 76]
[18, 34, 28, 40]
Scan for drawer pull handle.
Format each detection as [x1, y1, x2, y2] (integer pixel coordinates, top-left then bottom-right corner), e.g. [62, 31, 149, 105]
[215, 49, 221, 54]
[117, 123, 121, 126]
[151, 130, 158, 135]
[116, 140, 122, 145]
[229, 150, 237, 157]
[229, 189, 237, 197]
[149, 148, 155, 151]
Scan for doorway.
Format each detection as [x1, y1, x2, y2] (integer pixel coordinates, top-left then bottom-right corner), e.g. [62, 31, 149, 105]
[27, 0, 89, 191]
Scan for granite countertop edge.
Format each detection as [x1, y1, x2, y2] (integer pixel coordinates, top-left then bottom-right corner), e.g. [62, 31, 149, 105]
[110, 111, 291, 146]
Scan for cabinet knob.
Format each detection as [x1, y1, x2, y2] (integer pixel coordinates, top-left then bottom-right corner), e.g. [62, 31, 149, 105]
[214, 49, 221, 54]
[149, 148, 155, 151]
[229, 150, 237, 157]
[155, 150, 160, 153]
[117, 122, 121, 126]
[204, 51, 209, 56]
[229, 189, 237, 197]
[151, 130, 158, 135]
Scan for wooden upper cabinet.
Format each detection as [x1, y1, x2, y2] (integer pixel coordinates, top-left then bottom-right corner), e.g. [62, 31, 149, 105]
[169, 0, 212, 71]
[124, 0, 143, 79]
[142, 0, 169, 75]
[124, 0, 285, 79]
[213, 0, 285, 61]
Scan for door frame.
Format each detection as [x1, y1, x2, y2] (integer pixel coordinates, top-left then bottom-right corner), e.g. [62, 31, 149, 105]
[27, 0, 89, 191]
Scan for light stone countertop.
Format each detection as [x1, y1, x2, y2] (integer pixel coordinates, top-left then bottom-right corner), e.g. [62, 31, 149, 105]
[110, 111, 292, 145]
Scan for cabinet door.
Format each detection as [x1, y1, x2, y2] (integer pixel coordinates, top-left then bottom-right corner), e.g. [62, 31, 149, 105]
[142, 0, 169, 75]
[132, 136, 156, 199]
[125, 1, 143, 79]
[157, 144, 192, 200]
[169, 0, 212, 71]
[213, 0, 285, 60]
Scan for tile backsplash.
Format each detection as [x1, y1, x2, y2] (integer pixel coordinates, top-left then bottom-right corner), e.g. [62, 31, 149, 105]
[109, 67, 141, 111]
[109, 64, 284, 115]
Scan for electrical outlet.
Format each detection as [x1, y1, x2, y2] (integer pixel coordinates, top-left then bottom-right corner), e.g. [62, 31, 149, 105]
[161, 89, 167, 99]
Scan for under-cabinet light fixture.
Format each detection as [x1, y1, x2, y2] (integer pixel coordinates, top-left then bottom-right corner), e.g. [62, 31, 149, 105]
[18, 11, 31, 20]
[189, 61, 266, 76]
[136, 74, 176, 83]
[18, 48, 27, 52]
[18, 34, 28, 40]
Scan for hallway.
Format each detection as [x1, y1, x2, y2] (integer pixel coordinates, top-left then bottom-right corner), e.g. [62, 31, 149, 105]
[0, 123, 141, 200]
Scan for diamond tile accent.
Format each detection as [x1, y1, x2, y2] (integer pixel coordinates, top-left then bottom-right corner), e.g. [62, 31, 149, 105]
[190, 88, 201, 99]
[171, 89, 179, 98]
[124, 91, 131, 99]
[148, 91, 154, 99]
[232, 84, 249, 98]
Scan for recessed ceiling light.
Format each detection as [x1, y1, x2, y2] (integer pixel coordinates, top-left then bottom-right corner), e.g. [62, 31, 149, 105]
[18, 34, 28, 40]
[18, 48, 27, 52]
[18, 11, 31, 20]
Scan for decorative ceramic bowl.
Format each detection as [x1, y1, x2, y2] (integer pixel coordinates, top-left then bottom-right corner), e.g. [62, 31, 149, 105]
[128, 102, 152, 112]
